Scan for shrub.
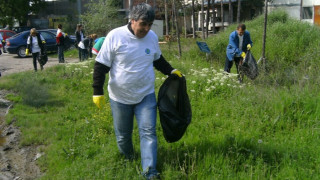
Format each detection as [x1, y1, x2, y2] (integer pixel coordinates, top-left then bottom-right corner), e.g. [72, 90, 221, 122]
[18, 75, 51, 107]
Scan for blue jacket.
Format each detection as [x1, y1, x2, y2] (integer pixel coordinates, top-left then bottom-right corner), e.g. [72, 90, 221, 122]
[226, 30, 253, 61]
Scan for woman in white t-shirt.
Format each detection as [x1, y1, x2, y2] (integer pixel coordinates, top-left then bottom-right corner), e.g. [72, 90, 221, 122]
[26, 28, 46, 72]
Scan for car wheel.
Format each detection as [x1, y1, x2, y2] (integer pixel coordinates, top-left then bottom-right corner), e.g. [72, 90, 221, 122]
[17, 46, 27, 58]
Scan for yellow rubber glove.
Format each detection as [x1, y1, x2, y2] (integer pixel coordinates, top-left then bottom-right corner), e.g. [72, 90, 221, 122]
[65, 33, 68, 36]
[1, 40, 4, 43]
[171, 69, 183, 77]
[25, 49, 29, 55]
[247, 44, 251, 50]
[42, 41, 46, 44]
[241, 52, 246, 59]
[93, 95, 106, 109]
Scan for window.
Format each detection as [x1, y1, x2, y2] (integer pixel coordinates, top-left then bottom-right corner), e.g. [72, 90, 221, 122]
[40, 32, 54, 40]
[303, 7, 313, 19]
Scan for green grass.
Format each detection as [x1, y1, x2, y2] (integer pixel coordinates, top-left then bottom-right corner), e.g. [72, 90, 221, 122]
[0, 10, 319, 179]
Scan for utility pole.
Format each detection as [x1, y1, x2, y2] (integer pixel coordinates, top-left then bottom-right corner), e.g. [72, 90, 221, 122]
[201, 0, 205, 39]
[183, 4, 187, 38]
[165, 0, 169, 36]
[260, 0, 268, 71]
[221, 0, 224, 30]
[212, 0, 216, 34]
[206, 0, 211, 38]
[173, 0, 182, 57]
[192, 0, 196, 38]
[300, 0, 303, 20]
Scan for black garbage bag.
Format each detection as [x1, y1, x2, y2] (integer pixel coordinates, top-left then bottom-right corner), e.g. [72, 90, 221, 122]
[157, 75, 192, 143]
[39, 53, 48, 66]
[39, 46, 48, 66]
[240, 50, 259, 80]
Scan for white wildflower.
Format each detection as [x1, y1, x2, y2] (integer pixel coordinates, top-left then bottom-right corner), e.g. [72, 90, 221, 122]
[192, 81, 196, 84]
[190, 90, 195, 93]
[258, 139, 263, 144]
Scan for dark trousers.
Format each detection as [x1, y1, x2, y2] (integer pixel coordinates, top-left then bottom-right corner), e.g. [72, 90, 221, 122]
[224, 56, 242, 74]
[32, 52, 42, 71]
[58, 46, 64, 63]
[78, 47, 82, 61]
[89, 48, 92, 58]
[80, 48, 88, 61]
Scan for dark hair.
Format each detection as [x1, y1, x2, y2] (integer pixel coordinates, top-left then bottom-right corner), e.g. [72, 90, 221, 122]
[237, 24, 246, 30]
[58, 24, 62, 29]
[129, 3, 155, 22]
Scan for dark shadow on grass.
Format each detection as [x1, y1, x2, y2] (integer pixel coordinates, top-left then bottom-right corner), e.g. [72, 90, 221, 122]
[157, 135, 285, 175]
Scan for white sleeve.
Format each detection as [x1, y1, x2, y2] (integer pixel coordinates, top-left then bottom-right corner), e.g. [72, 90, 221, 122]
[0, 34, 3, 41]
[95, 34, 114, 67]
[27, 36, 31, 45]
[153, 33, 161, 60]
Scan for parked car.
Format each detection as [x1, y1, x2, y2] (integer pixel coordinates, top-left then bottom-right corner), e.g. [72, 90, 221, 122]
[0, 29, 16, 53]
[5, 29, 74, 58]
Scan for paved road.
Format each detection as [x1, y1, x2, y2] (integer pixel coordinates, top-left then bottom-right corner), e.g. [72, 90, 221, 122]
[0, 52, 79, 76]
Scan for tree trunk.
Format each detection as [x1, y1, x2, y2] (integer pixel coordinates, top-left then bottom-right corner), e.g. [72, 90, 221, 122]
[165, 0, 169, 35]
[229, 0, 233, 24]
[300, 0, 303, 20]
[192, 0, 196, 38]
[262, 0, 268, 70]
[183, 5, 187, 38]
[221, 1, 224, 30]
[201, 0, 205, 39]
[173, 0, 182, 57]
[171, 1, 175, 36]
[206, 0, 210, 38]
[212, 0, 216, 34]
[237, 0, 241, 24]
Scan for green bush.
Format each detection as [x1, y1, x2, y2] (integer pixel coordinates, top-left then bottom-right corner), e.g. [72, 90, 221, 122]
[17, 75, 51, 107]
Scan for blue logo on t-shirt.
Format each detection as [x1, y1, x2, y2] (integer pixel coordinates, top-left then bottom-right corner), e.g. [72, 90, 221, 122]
[145, 48, 151, 54]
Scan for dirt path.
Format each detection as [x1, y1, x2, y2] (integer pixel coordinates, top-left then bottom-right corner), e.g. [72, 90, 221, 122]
[0, 53, 80, 179]
[0, 52, 79, 76]
[0, 90, 44, 180]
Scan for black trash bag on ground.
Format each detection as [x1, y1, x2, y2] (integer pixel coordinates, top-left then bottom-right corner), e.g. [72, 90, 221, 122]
[157, 75, 192, 143]
[240, 50, 259, 80]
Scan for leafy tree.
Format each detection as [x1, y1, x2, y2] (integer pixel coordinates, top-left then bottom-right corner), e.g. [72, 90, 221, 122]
[81, 0, 124, 36]
[0, 0, 45, 27]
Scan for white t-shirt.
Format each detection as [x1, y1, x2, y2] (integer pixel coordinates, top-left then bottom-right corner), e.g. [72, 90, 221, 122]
[96, 25, 161, 104]
[237, 35, 244, 57]
[27, 35, 45, 53]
